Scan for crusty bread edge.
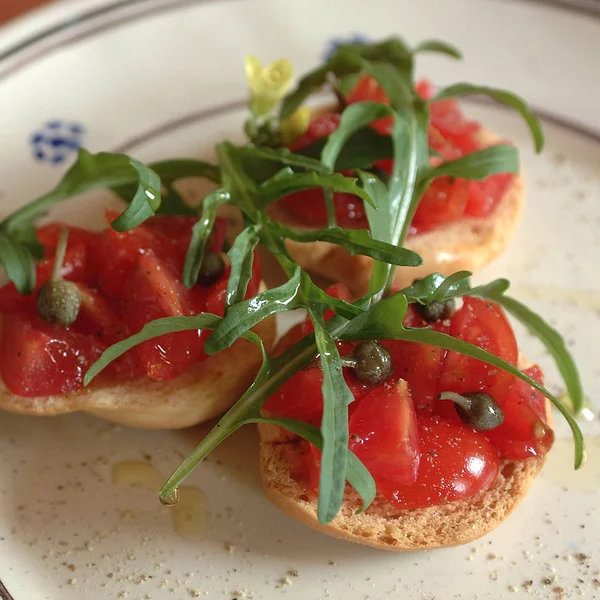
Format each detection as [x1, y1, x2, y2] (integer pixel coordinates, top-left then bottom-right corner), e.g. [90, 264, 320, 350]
[258, 357, 550, 551]
[0, 316, 276, 430]
[265, 128, 524, 295]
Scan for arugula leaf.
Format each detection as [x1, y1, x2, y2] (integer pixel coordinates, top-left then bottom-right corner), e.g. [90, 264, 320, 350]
[412, 39, 462, 59]
[111, 159, 162, 231]
[430, 271, 473, 302]
[471, 290, 585, 416]
[400, 272, 469, 303]
[271, 223, 422, 267]
[418, 145, 519, 182]
[357, 170, 391, 296]
[335, 72, 361, 97]
[279, 52, 363, 119]
[434, 83, 544, 152]
[340, 292, 584, 468]
[142, 158, 221, 184]
[398, 271, 583, 418]
[259, 171, 375, 209]
[205, 267, 363, 354]
[360, 61, 429, 291]
[1, 150, 152, 235]
[182, 190, 229, 288]
[205, 269, 303, 354]
[241, 145, 329, 174]
[321, 101, 393, 169]
[309, 310, 355, 523]
[111, 159, 220, 217]
[280, 37, 415, 119]
[159, 328, 320, 500]
[217, 142, 262, 219]
[359, 38, 413, 77]
[245, 416, 376, 513]
[0, 150, 166, 291]
[296, 127, 393, 171]
[84, 313, 226, 385]
[225, 225, 260, 310]
[0, 236, 37, 295]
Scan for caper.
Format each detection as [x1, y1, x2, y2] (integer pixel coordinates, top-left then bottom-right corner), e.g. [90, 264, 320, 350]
[352, 340, 394, 385]
[415, 298, 456, 323]
[36, 279, 82, 327]
[35, 228, 82, 327]
[197, 251, 225, 287]
[439, 391, 504, 431]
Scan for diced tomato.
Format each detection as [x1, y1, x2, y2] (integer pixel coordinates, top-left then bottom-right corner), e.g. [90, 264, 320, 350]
[37, 223, 97, 257]
[122, 250, 207, 381]
[279, 188, 368, 229]
[281, 76, 511, 231]
[204, 249, 261, 317]
[378, 415, 500, 510]
[411, 177, 471, 233]
[267, 293, 552, 510]
[144, 214, 197, 240]
[204, 279, 227, 317]
[438, 298, 518, 417]
[345, 75, 393, 134]
[416, 80, 436, 100]
[263, 357, 372, 426]
[348, 379, 419, 485]
[91, 211, 183, 297]
[466, 173, 513, 218]
[0, 311, 105, 397]
[486, 365, 554, 460]
[263, 366, 324, 425]
[300, 441, 322, 493]
[288, 114, 342, 152]
[0, 243, 87, 312]
[0, 215, 261, 396]
[385, 341, 445, 412]
[429, 99, 480, 153]
[427, 125, 464, 162]
[77, 285, 144, 378]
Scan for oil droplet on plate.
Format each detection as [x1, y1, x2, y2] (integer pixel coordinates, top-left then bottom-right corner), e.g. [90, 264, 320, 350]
[542, 436, 600, 492]
[112, 461, 206, 539]
[171, 486, 207, 541]
[111, 461, 164, 491]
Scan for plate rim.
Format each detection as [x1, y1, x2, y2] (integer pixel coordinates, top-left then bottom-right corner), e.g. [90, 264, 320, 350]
[1, 1, 599, 599]
[1, 0, 600, 80]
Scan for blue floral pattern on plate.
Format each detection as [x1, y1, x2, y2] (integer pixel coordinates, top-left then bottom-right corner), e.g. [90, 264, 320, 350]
[30, 120, 85, 165]
[324, 33, 370, 60]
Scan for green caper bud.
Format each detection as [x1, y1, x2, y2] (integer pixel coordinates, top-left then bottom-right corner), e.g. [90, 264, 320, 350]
[36, 279, 82, 327]
[415, 298, 456, 323]
[439, 391, 504, 431]
[196, 251, 225, 287]
[353, 340, 394, 385]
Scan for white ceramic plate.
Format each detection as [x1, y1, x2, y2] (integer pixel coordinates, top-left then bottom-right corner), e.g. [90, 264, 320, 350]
[1, 1, 600, 599]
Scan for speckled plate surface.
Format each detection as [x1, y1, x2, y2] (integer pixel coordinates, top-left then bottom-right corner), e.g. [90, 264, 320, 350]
[1, 1, 600, 599]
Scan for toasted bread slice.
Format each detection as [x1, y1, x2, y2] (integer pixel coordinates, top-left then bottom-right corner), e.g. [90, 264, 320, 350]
[266, 128, 524, 296]
[0, 317, 275, 429]
[259, 357, 549, 551]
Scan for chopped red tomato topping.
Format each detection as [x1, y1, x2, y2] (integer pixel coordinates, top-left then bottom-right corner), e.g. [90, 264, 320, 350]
[263, 284, 553, 509]
[0, 215, 262, 396]
[280, 77, 514, 233]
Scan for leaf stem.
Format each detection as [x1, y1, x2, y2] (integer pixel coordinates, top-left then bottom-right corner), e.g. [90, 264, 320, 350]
[51, 228, 69, 281]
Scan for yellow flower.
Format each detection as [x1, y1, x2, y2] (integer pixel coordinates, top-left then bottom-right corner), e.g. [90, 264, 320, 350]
[280, 107, 312, 145]
[245, 56, 294, 116]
